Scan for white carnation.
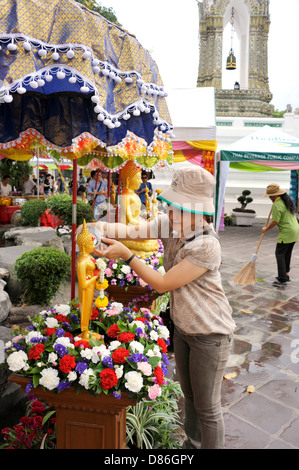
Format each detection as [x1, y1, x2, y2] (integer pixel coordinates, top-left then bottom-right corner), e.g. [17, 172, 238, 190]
[129, 341, 144, 354]
[79, 368, 95, 390]
[48, 352, 58, 364]
[7, 350, 28, 372]
[130, 320, 145, 332]
[112, 263, 118, 269]
[110, 302, 123, 313]
[54, 336, 74, 349]
[157, 325, 169, 340]
[39, 368, 60, 390]
[117, 274, 124, 279]
[109, 340, 121, 351]
[53, 304, 70, 316]
[45, 317, 59, 328]
[150, 330, 158, 341]
[120, 265, 131, 274]
[115, 365, 124, 379]
[157, 266, 165, 275]
[95, 259, 106, 270]
[124, 371, 143, 393]
[80, 349, 93, 360]
[67, 371, 77, 382]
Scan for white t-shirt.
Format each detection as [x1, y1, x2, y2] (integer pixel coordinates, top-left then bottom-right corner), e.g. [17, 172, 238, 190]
[0, 182, 12, 196]
[23, 179, 36, 194]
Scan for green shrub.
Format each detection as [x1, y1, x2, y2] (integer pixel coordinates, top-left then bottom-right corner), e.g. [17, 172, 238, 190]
[47, 194, 94, 229]
[14, 247, 71, 305]
[20, 199, 47, 226]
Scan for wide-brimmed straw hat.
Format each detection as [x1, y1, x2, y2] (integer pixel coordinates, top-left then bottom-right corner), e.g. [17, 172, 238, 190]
[263, 183, 286, 197]
[157, 166, 215, 215]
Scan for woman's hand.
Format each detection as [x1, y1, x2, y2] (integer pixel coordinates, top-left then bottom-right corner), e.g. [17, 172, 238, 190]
[262, 226, 267, 233]
[94, 237, 131, 261]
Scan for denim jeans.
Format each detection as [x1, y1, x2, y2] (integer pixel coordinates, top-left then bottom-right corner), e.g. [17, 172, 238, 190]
[174, 327, 232, 449]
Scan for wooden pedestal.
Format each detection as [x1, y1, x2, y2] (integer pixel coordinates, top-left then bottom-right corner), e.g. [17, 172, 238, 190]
[9, 374, 136, 449]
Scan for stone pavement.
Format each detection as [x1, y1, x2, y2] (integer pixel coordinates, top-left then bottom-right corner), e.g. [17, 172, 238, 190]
[219, 223, 299, 449]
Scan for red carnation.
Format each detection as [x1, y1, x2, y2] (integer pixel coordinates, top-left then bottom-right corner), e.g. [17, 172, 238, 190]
[154, 366, 164, 385]
[55, 314, 70, 324]
[91, 308, 100, 320]
[157, 338, 167, 354]
[133, 307, 139, 312]
[112, 347, 130, 364]
[74, 340, 91, 349]
[59, 354, 76, 374]
[64, 332, 74, 342]
[45, 328, 56, 337]
[135, 317, 147, 323]
[118, 332, 135, 344]
[99, 368, 118, 390]
[28, 343, 45, 360]
[107, 324, 121, 339]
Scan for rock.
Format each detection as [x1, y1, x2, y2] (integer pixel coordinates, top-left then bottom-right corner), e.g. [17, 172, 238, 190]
[0, 268, 9, 280]
[50, 236, 65, 252]
[0, 279, 11, 323]
[6, 305, 42, 326]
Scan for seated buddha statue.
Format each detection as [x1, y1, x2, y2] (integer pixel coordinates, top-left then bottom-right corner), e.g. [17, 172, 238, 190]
[120, 160, 158, 257]
[76, 220, 103, 343]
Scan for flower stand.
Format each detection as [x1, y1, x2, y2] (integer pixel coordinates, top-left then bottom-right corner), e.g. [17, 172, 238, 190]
[9, 374, 136, 449]
[107, 285, 160, 308]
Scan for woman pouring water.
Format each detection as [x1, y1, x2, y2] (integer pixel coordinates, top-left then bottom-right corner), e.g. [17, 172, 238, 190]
[79, 166, 235, 449]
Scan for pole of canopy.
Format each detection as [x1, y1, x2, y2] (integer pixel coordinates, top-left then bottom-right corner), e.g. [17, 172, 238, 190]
[108, 170, 111, 223]
[71, 157, 78, 300]
[116, 169, 121, 223]
[36, 147, 40, 200]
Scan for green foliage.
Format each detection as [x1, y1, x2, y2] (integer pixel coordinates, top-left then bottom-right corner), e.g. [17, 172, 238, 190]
[20, 199, 47, 226]
[76, 0, 122, 26]
[126, 380, 183, 449]
[14, 247, 71, 305]
[0, 160, 33, 190]
[237, 189, 253, 210]
[272, 108, 286, 118]
[46, 194, 94, 230]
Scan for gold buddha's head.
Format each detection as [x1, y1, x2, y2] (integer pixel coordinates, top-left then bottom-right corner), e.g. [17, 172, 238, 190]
[121, 161, 142, 190]
[77, 220, 95, 254]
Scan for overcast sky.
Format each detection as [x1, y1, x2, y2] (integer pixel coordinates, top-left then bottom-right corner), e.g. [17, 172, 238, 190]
[104, 0, 299, 112]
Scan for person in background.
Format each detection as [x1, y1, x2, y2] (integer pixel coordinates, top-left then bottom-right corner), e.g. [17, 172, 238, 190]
[21, 173, 36, 195]
[87, 170, 107, 218]
[43, 174, 51, 197]
[136, 171, 153, 205]
[57, 176, 65, 193]
[0, 175, 12, 196]
[262, 183, 299, 287]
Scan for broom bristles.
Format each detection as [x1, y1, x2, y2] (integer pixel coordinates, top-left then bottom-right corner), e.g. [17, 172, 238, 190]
[232, 261, 256, 285]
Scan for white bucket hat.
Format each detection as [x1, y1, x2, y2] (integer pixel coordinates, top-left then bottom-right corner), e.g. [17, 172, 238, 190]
[157, 166, 215, 215]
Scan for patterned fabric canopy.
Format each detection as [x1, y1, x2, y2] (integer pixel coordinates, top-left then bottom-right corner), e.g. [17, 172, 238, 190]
[0, 0, 173, 153]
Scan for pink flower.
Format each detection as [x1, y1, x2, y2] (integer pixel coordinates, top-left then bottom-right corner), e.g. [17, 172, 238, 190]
[12, 335, 24, 343]
[105, 268, 113, 277]
[139, 278, 148, 287]
[110, 278, 117, 285]
[126, 273, 134, 282]
[148, 384, 161, 399]
[137, 362, 152, 376]
[140, 308, 151, 315]
[106, 307, 120, 317]
[151, 258, 159, 266]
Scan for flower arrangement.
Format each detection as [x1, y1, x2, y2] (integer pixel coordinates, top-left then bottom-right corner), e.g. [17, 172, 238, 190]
[4, 300, 170, 401]
[103, 239, 165, 289]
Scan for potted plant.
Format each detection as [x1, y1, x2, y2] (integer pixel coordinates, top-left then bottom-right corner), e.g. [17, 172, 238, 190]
[231, 190, 256, 226]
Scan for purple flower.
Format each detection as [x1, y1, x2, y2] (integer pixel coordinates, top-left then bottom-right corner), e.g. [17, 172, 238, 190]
[70, 314, 80, 324]
[162, 353, 169, 365]
[134, 327, 143, 338]
[128, 353, 148, 363]
[75, 362, 88, 374]
[102, 356, 113, 369]
[54, 343, 68, 357]
[30, 336, 46, 343]
[56, 328, 65, 338]
[161, 363, 168, 376]
[113, 392, 121, 399]
[57, 380, 72, 391]
[25, 380, 34, 393]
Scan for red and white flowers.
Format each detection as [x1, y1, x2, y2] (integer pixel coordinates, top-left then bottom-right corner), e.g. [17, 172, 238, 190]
[4, 300, 170, 400]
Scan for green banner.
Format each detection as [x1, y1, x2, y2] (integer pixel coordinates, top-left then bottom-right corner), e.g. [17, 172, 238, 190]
[221, 150, 299, 162]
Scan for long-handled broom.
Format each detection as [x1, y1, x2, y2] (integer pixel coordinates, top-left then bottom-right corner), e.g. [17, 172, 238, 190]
[232, 207, 272, 285]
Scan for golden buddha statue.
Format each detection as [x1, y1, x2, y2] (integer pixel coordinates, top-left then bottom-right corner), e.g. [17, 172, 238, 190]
[120, 160, 158, 257]
[76, 220, 103, 342]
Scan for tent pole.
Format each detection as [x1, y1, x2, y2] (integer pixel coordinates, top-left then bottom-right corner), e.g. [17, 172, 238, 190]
[71, 158, 78, 300]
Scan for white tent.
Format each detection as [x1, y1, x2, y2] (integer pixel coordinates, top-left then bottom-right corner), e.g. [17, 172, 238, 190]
[216, 126, 299, 231]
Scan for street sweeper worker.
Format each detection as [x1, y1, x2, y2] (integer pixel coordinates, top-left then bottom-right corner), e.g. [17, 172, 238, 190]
[79, 166, 236, 449]
[262, 183, 299, 287]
